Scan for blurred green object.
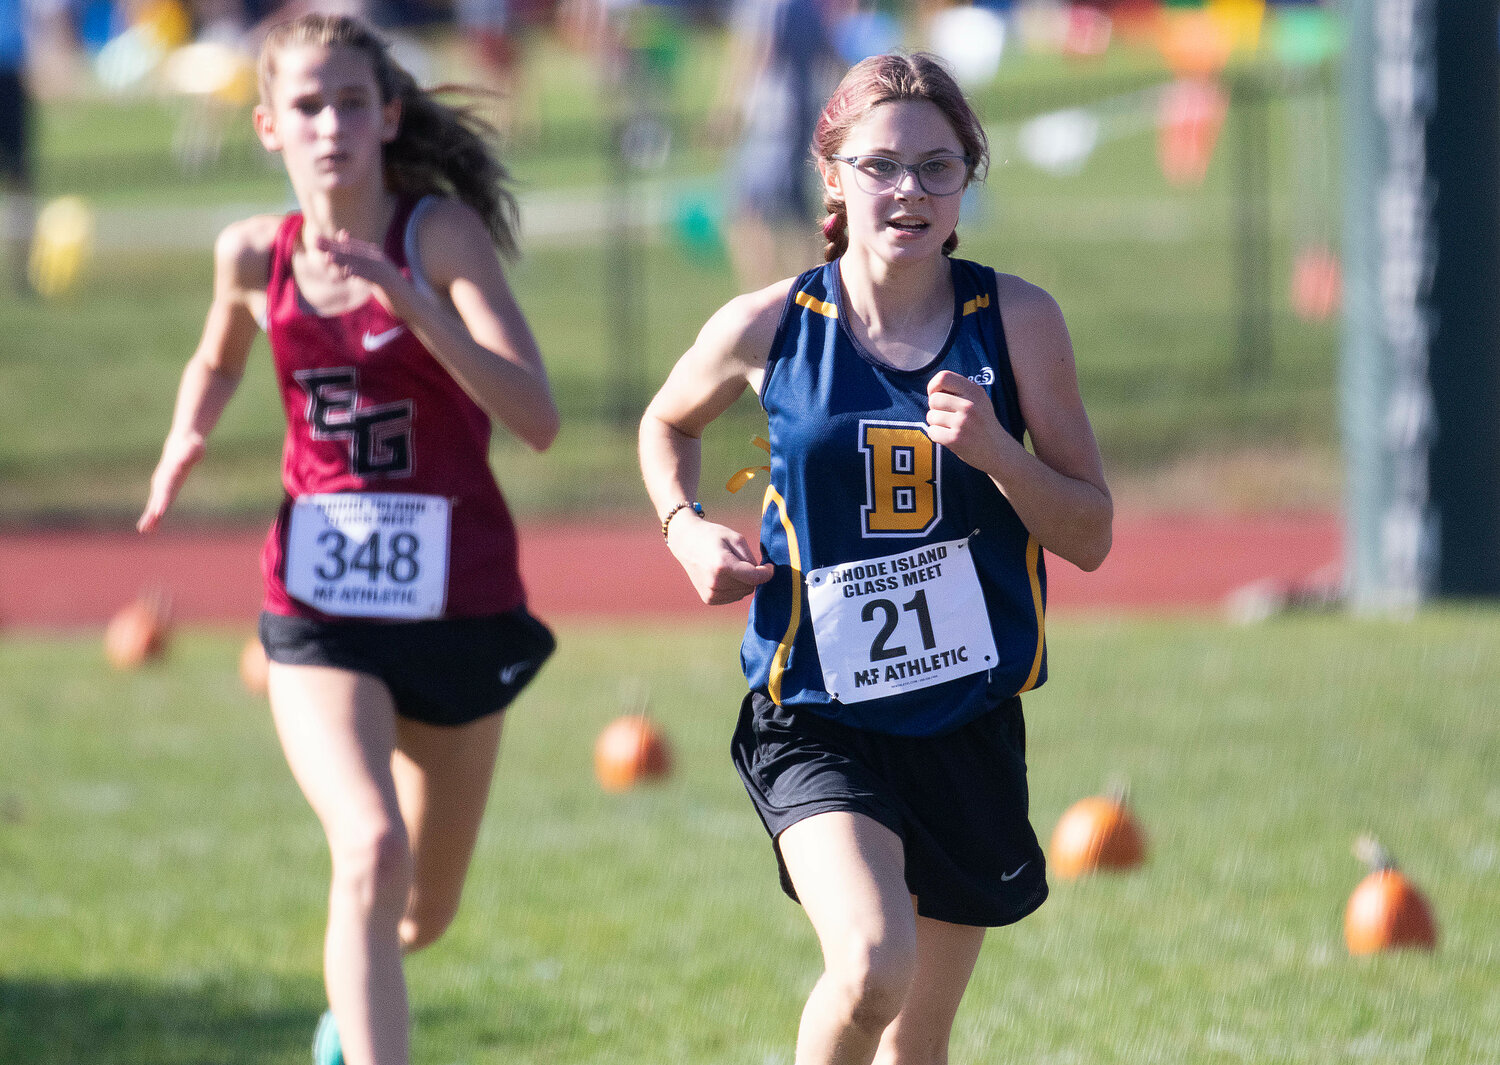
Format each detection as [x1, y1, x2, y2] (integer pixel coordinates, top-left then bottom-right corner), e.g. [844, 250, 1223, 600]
[1270, 6, 1345, 68]
[672, 195, 726, 262]
[623, 5, 686, 86]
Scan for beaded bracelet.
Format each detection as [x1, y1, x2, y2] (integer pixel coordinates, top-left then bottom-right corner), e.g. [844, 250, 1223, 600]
[661, 501, 705, 540]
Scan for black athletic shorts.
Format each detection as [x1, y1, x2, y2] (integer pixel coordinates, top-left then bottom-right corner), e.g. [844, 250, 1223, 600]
[259, 606, 555, 727]
[731, 690, 1048, 928]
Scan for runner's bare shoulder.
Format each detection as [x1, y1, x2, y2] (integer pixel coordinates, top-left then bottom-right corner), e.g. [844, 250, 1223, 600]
[213, 214, 283, 299]
[700, 276, 798, 378]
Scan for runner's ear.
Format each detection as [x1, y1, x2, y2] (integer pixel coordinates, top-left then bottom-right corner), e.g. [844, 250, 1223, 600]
[253, 105, 281, 152]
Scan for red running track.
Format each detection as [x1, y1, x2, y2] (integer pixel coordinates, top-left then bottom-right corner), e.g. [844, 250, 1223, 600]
[0, 512, 1341, 630]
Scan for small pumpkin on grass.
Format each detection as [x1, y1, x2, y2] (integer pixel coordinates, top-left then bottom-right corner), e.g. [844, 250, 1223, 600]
[594, 714, 673, 792]
[1345, 834, 1437, 954]
[1049, 784, 1146, 879]
[103, 589, 172, 670]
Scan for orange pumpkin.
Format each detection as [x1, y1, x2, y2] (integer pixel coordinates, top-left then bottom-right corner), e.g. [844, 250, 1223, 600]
[1345, 835, 1437, 954]
[1049, 792, 1146, 879]
[103, 590, 172, 670]
[239, 635, 270, 697]
[594, 715, 672, 792]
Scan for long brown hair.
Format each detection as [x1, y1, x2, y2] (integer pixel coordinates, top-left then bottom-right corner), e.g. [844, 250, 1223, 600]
[259, 14, 521, 259]
[812, 53, 988, 262]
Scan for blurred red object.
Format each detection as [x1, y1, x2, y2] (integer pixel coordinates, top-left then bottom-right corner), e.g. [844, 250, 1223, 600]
[1064, 4, 1114, 57]
[1158, 77, 1229, 186]
[1290, 244, 1342, 322]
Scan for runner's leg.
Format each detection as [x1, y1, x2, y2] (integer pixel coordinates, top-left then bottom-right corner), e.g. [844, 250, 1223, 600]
[871, 914, 985, 1065]
[778, 811, 918, 1065]
[391, 711, 506, 951]
[269, 663, 410, 1065]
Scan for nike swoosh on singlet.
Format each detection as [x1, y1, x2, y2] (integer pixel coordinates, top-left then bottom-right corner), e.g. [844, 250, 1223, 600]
[362, 326, 405, 351]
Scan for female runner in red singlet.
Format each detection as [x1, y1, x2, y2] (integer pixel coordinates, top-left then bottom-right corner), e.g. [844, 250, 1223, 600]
[138, 15, 558, 1064]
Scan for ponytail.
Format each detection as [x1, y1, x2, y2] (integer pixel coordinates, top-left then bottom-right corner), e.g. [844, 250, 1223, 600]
[383, 70, 520, 260]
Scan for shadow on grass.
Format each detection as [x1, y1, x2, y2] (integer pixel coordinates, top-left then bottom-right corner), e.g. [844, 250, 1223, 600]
[0, 974, 324, 1065]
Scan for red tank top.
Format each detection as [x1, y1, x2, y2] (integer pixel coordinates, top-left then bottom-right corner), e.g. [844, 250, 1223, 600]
[259, 197, 525, 619]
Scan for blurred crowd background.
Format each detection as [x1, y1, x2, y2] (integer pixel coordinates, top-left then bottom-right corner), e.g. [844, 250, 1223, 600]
[0, 0, 1346, 524]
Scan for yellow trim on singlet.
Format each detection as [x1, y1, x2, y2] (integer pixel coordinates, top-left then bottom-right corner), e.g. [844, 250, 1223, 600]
[795, 291, 839, 319]
[962, 293, 990, 316]
[1017, 535, 1046, 693]
[763, 484, 803, 706]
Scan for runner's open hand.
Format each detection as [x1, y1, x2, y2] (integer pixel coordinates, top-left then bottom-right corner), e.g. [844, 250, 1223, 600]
[138, 431, 206, 533]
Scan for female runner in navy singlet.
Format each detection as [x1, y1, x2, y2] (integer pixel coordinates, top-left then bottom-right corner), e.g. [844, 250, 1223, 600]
[139, 15, 558, 1065]
[640, 54, 1112, 1065]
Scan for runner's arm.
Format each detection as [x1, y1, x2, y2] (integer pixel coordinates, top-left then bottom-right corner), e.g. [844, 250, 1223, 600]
[639, 283, 787, 604]
[138, 218, 272, 533]
[924, 274, 1112, 571]
[318, 198, 559, 451]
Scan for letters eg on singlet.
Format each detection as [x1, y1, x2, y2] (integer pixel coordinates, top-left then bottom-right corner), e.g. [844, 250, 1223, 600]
[286, 493, 451, 618]
[805, 535, 997, 704]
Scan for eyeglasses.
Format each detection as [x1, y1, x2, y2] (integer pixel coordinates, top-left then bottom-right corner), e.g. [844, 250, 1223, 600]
[828, 153, 972, 197]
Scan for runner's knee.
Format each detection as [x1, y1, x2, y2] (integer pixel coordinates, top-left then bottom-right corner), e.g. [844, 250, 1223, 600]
[873, 1022, 951, 1065]
[824, 934, 917, 1035]
[330, 821, 413, 917]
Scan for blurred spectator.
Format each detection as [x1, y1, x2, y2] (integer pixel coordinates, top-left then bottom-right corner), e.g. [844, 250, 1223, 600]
[456, 0, 530, 139]
[456, 0, 564, 141]
[1, 0, 33, 293]
[719, 0, 849, 289]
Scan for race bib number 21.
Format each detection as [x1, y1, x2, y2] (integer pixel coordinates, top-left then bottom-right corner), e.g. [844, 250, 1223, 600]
[286, 493, 450, 619]
[805, 536, 997, 704]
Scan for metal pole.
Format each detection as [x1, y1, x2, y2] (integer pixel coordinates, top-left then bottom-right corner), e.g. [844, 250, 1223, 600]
[1231, 69, 1274, 382]
[1340, 0, 1438, 611]
[607, 110, 644, 429]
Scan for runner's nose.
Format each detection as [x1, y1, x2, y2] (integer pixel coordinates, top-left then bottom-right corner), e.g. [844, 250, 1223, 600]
[315, 104, 341, 137]
[893, 168, 925, 199]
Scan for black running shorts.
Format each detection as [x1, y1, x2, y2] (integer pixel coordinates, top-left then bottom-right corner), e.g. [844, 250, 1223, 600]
[259, 607, 555, 727]
[731, 690, 1048, 927]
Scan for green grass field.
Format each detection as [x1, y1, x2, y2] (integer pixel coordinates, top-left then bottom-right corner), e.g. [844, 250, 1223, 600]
[3, 611, 1497, 1064]
[0, 33, 1340, 522]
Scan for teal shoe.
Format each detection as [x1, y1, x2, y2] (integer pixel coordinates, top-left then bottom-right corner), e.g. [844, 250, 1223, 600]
[312, 1010, 343, 1065]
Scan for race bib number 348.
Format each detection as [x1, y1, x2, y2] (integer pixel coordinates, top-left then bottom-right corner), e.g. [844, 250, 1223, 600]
[286, 493, 450, 619]
[805, 536, 997, 704]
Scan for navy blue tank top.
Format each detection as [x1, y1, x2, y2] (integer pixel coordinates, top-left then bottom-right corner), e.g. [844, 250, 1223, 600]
[741, 257, 1046, 736]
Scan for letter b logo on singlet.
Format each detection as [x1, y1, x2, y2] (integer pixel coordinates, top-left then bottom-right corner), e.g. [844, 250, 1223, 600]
[859, 420, 940, 537]
[295, 367, 414, 477]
